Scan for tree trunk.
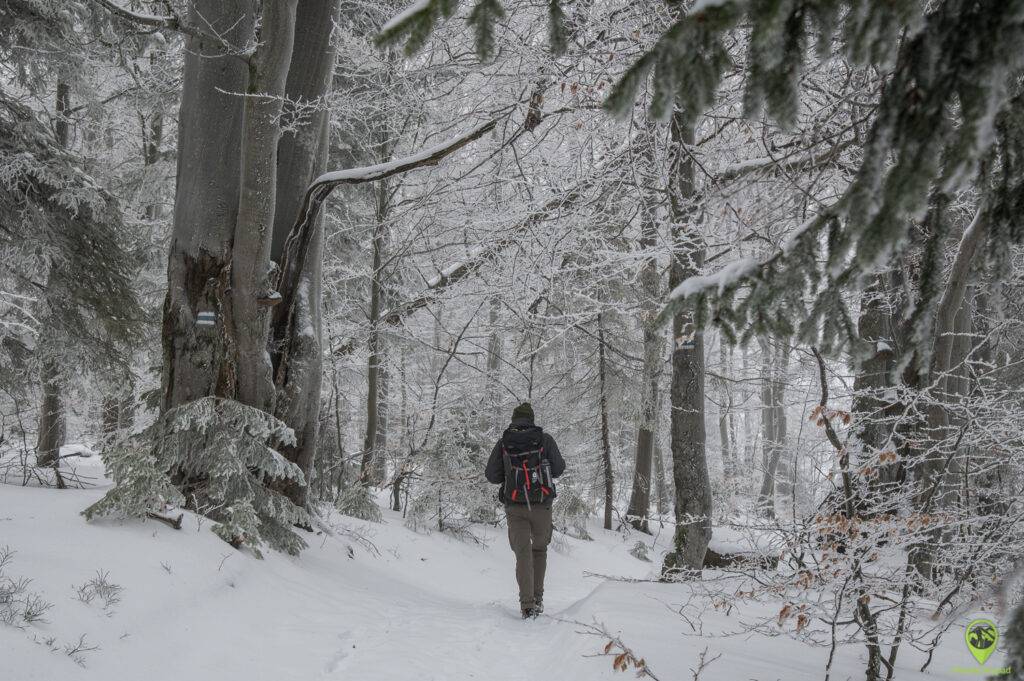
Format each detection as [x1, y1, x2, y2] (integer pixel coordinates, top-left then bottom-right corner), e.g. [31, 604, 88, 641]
[756, 338, 789, 518]
[485, 298, 503, 424]
[662, 114, 711, 577]
[360, 184, 388, 485]
[852, 274, 901, 501]
[598, 314, 614, 531]
[36, 81, 71, 470]
[626, 170, 661, 533]
[230, 0, 298, 412]
[162, 0, 338, 509]
[161, 0, 256, 412]
[911, 208, 987, 581]
[269, 0, 342, 507]
[717, 341, 734, 482]
[373, 359, 389, 484]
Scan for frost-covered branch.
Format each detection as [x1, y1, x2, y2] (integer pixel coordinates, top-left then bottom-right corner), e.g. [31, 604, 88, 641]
[87, 0, 245, 56]
[275, 120, 498, 343]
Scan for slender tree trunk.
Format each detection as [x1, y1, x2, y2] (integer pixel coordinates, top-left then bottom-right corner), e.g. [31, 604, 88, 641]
[142, 106, 164, 220]
[485, 298, 503, 424]
[757, 338, 789, 518]
[373, 360, 389, 484]
[741, 342, 756, 471]
[662, 114, 711, 577]
[717, 341, 734, 482]
[36, 81, 72, 472]
[627, 164, 661, 532]
[653, 438, 668, 517]
[598, 314, 614, 531]
[360, 182, 388, 485]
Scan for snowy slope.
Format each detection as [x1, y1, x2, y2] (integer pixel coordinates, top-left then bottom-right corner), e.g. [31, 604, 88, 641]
[0, 482, 991, 681]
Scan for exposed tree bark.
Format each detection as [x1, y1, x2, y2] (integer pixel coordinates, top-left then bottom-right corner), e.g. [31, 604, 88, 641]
[598, 313, 614, 531]
[662, 114, 711, 577]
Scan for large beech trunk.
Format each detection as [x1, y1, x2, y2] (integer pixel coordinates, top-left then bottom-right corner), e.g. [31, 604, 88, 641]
[161, 0, 256, 412]
[231, 0, 299, 412]
[269, 0, 342, 507]
[910, 208, 987, 580]
[162, 0, 339, 508]
[662, 115, 711, 576]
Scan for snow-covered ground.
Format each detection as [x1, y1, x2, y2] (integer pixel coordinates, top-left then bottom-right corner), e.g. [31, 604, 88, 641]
[0, 469, 995, 681]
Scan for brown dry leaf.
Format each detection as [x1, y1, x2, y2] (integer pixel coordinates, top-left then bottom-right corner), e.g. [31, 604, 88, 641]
[604, 641, 615, 654]
[613, 652, 628, 670]
[778, 603, 793, 625]
[796, 613, 809, 632]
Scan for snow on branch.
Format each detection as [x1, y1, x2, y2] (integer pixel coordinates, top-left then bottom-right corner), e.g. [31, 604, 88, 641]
[87, 0, 244, 54]
[310, 120, 497, 187]
[88, 0, 183, 29]
[378, 180, 592, 326]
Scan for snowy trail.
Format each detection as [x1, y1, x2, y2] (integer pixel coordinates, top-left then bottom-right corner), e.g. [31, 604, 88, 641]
[1, 484, 981, 680]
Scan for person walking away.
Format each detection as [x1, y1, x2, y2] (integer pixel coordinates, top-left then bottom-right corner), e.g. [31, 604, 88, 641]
[485, 402, 566, 619]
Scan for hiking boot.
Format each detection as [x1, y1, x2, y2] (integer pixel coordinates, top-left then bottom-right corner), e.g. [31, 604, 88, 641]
[521, 607, 539, 619]
[534, 600, 543, 615]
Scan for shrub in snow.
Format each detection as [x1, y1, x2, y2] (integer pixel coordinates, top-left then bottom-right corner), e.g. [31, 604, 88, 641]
[0, 546, 53, 628]
[335, 483, 382, 522]
[84, 397, 310, 556]
[74, 570, 123, 612]
[404, 415, 493, 539]
[552, 476, 592, 541]
[629, 541, 651, 562]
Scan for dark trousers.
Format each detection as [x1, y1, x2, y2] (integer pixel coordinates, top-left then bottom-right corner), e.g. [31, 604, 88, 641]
[506, 504, 553, 610]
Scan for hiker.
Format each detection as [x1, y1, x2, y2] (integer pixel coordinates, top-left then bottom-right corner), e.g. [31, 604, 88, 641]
[485, 402, 566, 619]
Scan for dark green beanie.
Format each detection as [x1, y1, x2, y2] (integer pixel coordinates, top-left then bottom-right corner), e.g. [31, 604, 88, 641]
[511, 402, 535, 421]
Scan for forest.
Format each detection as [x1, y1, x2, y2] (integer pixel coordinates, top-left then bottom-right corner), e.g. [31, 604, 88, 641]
[2, 0, 1023, 679]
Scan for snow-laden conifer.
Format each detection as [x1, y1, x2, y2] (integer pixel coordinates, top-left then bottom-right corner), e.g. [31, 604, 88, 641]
[85, 397, 311, 556]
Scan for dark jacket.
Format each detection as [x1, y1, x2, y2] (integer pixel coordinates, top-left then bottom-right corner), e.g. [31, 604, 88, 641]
[485, 417, 566, 505]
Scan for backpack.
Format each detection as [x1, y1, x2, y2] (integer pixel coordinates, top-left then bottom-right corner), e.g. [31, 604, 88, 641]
[501, 425, 554, 507]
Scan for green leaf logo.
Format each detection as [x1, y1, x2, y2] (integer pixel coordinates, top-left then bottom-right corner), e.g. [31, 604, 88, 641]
[965, 618, 998, 665]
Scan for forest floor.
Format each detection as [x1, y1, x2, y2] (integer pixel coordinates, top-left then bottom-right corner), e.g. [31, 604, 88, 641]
[0, 453, 991, 681]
